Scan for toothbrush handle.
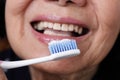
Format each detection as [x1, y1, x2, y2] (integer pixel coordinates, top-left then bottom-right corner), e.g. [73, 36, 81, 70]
[0, 55, 53, 69]
[0, 49, 80, 69]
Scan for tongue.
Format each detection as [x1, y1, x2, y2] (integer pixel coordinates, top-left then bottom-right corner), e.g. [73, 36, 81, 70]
[44, 29, 72, 37]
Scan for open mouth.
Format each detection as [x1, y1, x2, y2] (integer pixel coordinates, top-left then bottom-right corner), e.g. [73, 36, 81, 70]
[31, 21, 89, 37]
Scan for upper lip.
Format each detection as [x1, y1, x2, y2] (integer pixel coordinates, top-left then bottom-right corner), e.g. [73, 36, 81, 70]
[30, 15, 89, 29]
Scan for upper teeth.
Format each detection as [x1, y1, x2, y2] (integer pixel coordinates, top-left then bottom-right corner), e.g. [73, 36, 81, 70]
[34, 21, 83, 34]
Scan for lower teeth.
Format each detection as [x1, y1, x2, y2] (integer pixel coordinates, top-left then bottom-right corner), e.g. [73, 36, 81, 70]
[35, 28, 89, 37]
[34, 27, 89, 37]
[44, 29, 72, 37]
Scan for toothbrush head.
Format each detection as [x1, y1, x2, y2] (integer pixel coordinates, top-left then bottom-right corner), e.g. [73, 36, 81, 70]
[48, 39, 80, 60]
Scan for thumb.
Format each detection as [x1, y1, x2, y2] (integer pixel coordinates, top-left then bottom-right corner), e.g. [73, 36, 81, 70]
[0, 68, 7, 80]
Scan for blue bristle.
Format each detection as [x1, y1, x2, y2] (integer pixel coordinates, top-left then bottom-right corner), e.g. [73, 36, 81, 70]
[48, 39, 77, 54]
[72, 40, 77, 49]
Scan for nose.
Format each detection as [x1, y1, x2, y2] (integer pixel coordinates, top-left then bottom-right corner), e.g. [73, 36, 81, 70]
[47, 0, 87, 6]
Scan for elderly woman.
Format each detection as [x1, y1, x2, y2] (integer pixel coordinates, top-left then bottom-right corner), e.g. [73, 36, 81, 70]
[0, 0, 120, 80]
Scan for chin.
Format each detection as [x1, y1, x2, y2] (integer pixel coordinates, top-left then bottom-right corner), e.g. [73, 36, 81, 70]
[30, 56, 93, 75]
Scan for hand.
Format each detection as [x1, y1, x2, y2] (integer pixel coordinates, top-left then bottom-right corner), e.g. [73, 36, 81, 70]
[0, 38, 9, 80]
[0, 68, 7, 80]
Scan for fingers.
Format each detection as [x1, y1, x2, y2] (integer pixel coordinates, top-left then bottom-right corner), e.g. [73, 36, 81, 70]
[0, 68, 7, 80]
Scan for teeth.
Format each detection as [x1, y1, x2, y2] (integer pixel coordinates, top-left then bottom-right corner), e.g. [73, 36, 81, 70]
[69, 24, 74, 31]
[37, 22, 44, 30]
[44, 29, 71, 36]
[53, 23, 61, 30]
[48, 22, 54, 29]
[34, 21, 83, 35]
[43, 22, 48, 28]
[78, 27, 83, 34]
[74, 25, 79, 33]
[61, 24, 68, 31]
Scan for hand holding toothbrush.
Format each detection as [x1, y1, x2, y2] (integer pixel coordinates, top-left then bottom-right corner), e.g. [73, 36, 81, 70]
[0, 68, 7, 80]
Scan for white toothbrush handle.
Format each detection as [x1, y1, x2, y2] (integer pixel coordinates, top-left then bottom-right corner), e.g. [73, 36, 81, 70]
[0, 55, 53, 69]
[0, 49, 80, 69]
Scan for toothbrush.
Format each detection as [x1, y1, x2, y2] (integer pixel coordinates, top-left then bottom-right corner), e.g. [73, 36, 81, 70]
[0, 39, 80, 69]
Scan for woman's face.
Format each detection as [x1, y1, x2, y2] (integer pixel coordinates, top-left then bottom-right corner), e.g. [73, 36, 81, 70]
[5, 0, 120, 74]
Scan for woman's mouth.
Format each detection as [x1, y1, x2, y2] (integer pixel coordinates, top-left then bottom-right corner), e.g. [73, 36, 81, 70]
[31, 21, 89, 37]
[30, 16, 90, 43]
